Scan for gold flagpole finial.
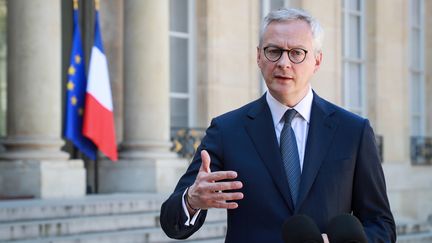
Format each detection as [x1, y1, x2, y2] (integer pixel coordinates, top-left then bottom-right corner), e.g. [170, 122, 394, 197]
[95, 0, 100, 11]
[73, 0, 78, 10]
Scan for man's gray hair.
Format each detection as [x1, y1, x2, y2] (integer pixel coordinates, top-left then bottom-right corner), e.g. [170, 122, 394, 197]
[259, 8, 324, 54]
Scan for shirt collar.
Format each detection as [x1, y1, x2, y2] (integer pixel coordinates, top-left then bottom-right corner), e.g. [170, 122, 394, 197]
[266, 86, 313, 127]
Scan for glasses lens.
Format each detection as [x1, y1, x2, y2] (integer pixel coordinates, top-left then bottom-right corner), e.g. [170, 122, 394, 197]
[288, 48, 306, 63]
[264, 47, 282, 61]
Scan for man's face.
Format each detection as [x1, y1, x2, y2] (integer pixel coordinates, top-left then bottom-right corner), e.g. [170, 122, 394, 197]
[257, 20, 322, 106]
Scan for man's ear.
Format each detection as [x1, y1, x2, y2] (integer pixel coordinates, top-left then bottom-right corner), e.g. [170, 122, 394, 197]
[313, 51, 322, 73]
[257, 46, 262, 68]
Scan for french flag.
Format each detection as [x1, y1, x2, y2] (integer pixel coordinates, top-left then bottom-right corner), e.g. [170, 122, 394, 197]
[83, 9, 118, 161]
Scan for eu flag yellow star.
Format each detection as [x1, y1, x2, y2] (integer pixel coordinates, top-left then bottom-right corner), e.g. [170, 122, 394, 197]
[71, 96, 77, 105]
[67, 81, 74, 90]
[75, 55, 81, 64]
[68, 65, 76, 75]
[78, 108, 83, 116]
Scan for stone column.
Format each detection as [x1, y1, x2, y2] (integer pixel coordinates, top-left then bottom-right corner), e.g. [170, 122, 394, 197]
[98, 0, 187, 193]
[0, 0, 85, 198]
[374, 0, 410, 164]
[196, 0, 260, 126]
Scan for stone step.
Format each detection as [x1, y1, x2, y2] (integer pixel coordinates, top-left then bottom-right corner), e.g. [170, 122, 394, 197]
[0, 193, 167, 223]
[0, 202, 226, 242]
[396, 220, 432, 235]
[397, 231, 432, 243]
[0, 212, 159, 241]
[3, 221, 227, 243]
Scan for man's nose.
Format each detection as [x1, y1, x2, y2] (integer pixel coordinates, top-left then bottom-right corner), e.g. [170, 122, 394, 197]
[277, 51, 292, 68]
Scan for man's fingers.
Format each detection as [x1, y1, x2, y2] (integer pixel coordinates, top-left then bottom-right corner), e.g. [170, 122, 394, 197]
[193, 151, 243, 210]
[205, 171, 238, 182]
[189, 186, 244, 210]
[210, 192, 244, 202]
[211, 200, 240, 209]
[207, 181, 243, 192]
[199, 150, 211, 173]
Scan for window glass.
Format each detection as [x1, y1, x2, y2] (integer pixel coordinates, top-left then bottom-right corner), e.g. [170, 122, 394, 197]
[170, 98, 188, 128]
[170, 0, 188, 32]
[348, 63, 361, 109]
[170, 37, 188, 93]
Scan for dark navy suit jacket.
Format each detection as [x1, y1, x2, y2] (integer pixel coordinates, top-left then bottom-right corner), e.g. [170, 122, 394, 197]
[160, 92, 396, 243]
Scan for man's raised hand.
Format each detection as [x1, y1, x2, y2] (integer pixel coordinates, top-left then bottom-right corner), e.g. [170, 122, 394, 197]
[187, 150, 244, 211]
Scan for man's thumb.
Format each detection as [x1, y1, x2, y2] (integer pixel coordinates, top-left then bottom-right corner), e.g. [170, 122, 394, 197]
[200, 150, 211, 173]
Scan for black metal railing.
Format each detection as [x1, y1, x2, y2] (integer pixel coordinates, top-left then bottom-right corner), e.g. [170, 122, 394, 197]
[410, 136, 432, 165]
[171, 127, 206, 159]
[170, 128, 387, 164]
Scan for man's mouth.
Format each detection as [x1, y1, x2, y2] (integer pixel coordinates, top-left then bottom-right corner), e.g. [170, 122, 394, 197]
[274, 75, 294, 80]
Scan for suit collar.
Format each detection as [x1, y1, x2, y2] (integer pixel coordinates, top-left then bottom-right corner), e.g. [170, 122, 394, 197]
[246, 92, 339, 212]
[246, 94, 295, 212]
[295, 92, 339, 211]
[265, 88, 313, 127]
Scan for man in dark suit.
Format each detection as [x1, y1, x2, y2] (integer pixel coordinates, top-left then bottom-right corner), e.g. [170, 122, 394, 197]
[160, 8, 396, 243]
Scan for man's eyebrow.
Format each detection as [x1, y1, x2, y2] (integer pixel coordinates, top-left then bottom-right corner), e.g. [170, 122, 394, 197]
[263, 43, 281, 48]
[264, 43, 308, 50]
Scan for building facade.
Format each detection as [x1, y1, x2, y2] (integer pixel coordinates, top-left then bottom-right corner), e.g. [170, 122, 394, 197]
[0, 0, 431, 230]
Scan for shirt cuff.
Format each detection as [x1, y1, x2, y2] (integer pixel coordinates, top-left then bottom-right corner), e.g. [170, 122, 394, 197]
[182, 188, 202, 226]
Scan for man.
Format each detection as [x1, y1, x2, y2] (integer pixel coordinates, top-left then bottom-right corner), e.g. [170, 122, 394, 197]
[160, 8, 396, 243]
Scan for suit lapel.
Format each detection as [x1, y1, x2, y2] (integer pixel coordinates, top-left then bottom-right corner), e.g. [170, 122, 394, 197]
[295, 93, 339, 212]
[245, 95, 295, 212]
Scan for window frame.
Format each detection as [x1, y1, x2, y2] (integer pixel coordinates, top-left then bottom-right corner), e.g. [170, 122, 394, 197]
[342, 0, 367, 116]
[169, 0, 197, 128]
[409, 0, 425, 136]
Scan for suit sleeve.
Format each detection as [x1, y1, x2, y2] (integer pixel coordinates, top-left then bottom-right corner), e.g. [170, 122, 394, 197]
[352, 119, 396, 242]
[160, 118, 225, 239]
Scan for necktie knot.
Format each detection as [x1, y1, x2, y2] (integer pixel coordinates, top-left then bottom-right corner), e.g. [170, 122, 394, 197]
[283, 109, 297, 125]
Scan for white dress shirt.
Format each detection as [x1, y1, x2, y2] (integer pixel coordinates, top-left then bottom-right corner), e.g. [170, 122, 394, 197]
[183, 87, 313, 225]
[266, 87, 313, 171]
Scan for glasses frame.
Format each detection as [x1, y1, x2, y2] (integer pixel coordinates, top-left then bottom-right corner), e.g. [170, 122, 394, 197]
[263, 46, 308, 64]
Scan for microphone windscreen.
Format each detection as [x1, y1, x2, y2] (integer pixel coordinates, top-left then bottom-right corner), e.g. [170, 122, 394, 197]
[282, 214, 324, 243]
[326, 214, 367, 243]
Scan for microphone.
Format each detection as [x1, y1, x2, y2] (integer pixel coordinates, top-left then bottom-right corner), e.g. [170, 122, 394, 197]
[326, 214, 367, 243]
[282, 214, 324, 243]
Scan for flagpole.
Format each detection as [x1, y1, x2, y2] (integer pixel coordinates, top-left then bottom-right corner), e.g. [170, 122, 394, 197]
[94, 157, 99, 193]
[83, 0, 119, 161]
[93, 0, 100, 195]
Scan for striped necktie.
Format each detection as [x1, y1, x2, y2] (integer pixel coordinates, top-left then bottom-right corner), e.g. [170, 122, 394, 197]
[280, 109, 301, 207]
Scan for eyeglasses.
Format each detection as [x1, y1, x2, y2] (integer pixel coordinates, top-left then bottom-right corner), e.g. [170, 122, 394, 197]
[263, 46, 308, 64]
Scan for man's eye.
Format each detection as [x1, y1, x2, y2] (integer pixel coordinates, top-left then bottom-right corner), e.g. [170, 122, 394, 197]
[268, 49, 281, 54]
[291, 50, 302, 56]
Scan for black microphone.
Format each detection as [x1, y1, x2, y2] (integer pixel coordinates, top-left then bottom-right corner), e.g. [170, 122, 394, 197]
[326, 214, 367, 243]
[282, 214, 324, 243]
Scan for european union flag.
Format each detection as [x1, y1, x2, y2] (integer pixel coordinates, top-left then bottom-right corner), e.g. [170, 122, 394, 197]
[64, 2, 97, 160]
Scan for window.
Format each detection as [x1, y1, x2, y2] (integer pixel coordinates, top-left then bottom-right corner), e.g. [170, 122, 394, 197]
[342, 0, 366, 116]
[261, 0, 286, 15]
[261, 0, 300, 14]
[409, 0, 425, 136]
[169, 0, 196, 128]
